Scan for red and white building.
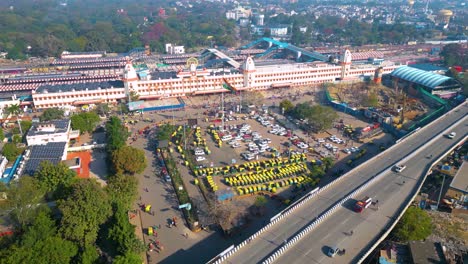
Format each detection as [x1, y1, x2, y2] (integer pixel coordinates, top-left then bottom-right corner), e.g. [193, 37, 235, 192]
[27, 50, 403, 109]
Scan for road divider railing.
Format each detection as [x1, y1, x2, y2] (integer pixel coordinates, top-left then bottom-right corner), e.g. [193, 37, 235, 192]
[262, 158, 388, 264]
[209, 187, 320, 264]
[263, 112, 467, 264]
[355, 136, 468, 262]
[209, 102, 467, 264]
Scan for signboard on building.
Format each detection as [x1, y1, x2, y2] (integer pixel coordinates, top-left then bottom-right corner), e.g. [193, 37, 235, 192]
[128, 100, 145, 111]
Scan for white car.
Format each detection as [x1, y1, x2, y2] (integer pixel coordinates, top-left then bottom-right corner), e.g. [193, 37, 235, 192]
[196, 156, 206, 162]
[447, 132, 456, 139]
[394, 165, 406, 173]
[231, 143, 241, 148]
[317, 138, 325, 143]
[343, 148, 351, 154]
[289, 136, 298, 141]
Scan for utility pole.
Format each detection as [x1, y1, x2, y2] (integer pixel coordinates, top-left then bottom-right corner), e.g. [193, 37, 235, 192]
[221, 92, 225, 131]
[17, 119, 23, 136]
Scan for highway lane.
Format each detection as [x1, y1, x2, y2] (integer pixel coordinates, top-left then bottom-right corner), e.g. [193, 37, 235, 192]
[224, 102, 467, 264]
[275, 110, 467, 264]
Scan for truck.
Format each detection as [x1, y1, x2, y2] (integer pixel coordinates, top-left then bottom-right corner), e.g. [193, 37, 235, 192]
[354, 196, 372, 213]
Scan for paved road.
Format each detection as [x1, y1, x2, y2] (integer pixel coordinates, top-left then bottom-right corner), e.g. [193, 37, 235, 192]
[224, 102, 467, 264]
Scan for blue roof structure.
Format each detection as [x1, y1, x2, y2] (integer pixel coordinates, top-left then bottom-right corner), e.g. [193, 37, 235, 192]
[390, 66, 454, 90]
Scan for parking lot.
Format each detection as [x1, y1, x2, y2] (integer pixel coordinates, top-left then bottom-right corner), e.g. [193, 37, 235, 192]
[122, 88, 396, 263]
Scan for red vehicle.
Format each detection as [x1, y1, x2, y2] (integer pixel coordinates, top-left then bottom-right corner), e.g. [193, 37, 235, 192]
[354, 196, 372, 213]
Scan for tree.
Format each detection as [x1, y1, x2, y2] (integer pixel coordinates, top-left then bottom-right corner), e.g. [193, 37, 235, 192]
[106, 174, 138, 210]
[96, 103, 110, 116]
[58, 179, 112, 247]
[19, 120, 32, 134]
[106, 116, 129, 153]
[321, 157, 335, 171]
[0, 211, 78, 264]
[306, 105, 338, 132]
[6, 104, 21, 117]
[11, 134, 22, 144]
[1, 143, 23, 164]
[254, 196, 268, 207]
[2, 176, 46, 229]
[40, 108, 64, 121]
[129, 91, 140, 102]
[107, 203, 145, 255]
[393, 206, 432, 242]
[156, 123, 175, 141]
[111, 146, 147, 175]
[70, 112, 100, 134]
[0, 129, 4, 141]
[113, 252, 143, 264]
[34, 161, 77, 200]
[440, 43, 466, 68]
[279, 99, 294, 114]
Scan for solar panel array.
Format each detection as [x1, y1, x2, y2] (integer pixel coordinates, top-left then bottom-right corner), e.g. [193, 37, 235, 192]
[23, 142, 67, 176]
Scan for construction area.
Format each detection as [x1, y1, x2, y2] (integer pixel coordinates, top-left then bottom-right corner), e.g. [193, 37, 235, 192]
[326, 81, 441, 132]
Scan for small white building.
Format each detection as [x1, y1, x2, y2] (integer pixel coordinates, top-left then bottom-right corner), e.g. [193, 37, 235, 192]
[26, 119, 74, 146]
[165, 44, 185, 54]
[0, 155, 8, 178]
[270, 25, 289, 36]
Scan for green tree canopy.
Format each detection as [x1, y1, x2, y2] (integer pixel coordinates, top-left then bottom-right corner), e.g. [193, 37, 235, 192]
[6, 104, 21, 116]
[394, 206, 432, 242]
[254, 196, 268, 207]
[19, 120, 33, 134]
[107, 203, 145, 256]
[0, 211, 78, 264]
[2, 142, 23, 161]
[291, 104, 338, 132]
[2, 176, 46, 229]
[440, 43, 467, 68]
[113, 252, 143, 264]
[58, 179, 112, 247]
[0, 129, 4, 141]
[70, 112, 100, 134]
[34, 161, 77, 200]
[106, 174, 139, 210]
[111, 146, 147, 175]
[279, 99, 294, 113]
[40, 108, 64, 121]
[106, 116, 129, 153]
[156, 123, 175, 141]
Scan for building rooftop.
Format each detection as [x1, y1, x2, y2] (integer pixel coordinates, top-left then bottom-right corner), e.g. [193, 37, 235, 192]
[390, 66, 458, 90]
[409, 64, 448, 72]
[26, 119, 70, 137]
[450, 161, 468, 194]
[408, 241, 444, 264]
[22, 142, 67, 176]
[35, 80, 124, 94]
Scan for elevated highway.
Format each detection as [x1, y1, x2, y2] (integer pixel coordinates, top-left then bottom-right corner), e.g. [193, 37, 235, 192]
[218, 102, 467, 264]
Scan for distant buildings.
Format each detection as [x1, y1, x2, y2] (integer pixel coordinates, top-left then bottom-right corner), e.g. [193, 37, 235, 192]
[61, 51, 106, 59]
[165, 44, 185, 54]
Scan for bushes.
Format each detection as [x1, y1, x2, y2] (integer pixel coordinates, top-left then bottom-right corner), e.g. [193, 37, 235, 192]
[162, 150, 199, 225]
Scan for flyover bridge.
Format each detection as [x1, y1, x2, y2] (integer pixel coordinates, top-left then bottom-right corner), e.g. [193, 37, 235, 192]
[241, 38, 329, 62]
[210, 102, 467, 264]
[202, 49, 240, 69]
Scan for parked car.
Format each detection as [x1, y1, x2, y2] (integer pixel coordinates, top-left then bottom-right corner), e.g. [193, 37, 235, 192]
[196, 156, 206, 162]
